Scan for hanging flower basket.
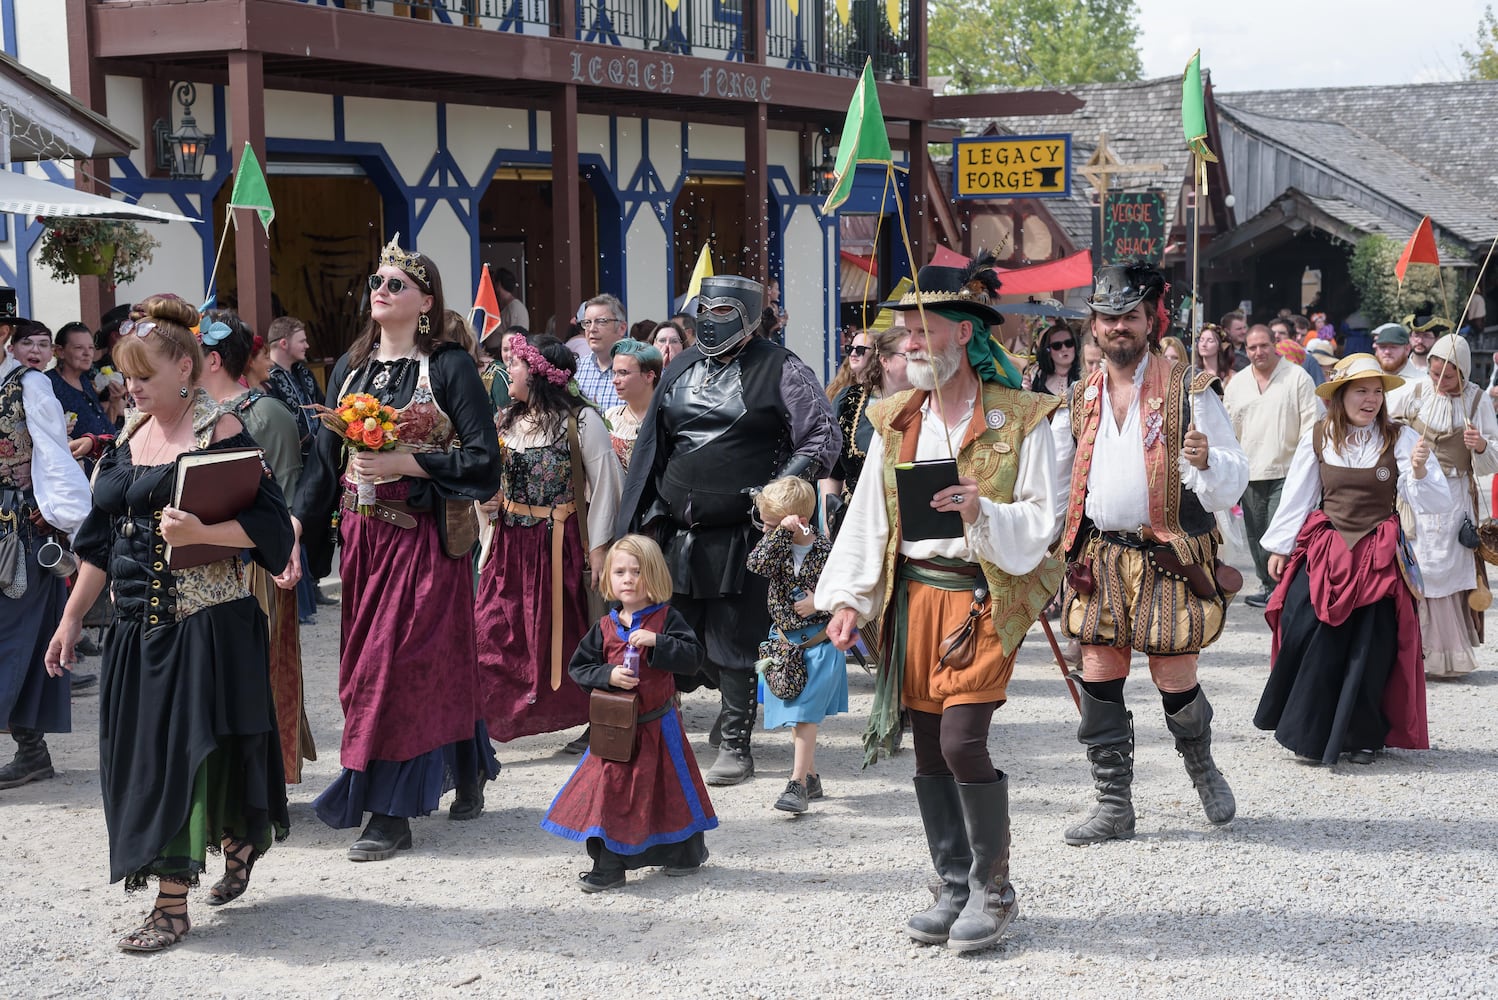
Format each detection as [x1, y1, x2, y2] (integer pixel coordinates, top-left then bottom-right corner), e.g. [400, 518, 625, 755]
[37, 217, 157, 288]
[60, 242, 117, 277]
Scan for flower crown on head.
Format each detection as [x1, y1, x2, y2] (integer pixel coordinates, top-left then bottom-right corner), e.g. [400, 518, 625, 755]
[511, 338, 570, 387]
[379, 232, 428, 285]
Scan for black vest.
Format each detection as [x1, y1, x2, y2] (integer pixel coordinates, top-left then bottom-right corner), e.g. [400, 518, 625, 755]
[656, 337, 790, 530]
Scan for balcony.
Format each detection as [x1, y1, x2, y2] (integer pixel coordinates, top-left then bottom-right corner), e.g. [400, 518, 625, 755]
[286, 0, 911, 78]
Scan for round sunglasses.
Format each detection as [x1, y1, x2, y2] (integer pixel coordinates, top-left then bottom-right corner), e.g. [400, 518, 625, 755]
[368, 274, 414, 295]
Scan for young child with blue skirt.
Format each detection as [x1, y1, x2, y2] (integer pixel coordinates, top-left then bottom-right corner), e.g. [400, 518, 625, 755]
[747, 476, 850, 815]
[541, 534, 715, 891]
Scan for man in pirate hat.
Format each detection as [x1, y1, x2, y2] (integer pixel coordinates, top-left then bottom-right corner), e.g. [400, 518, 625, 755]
[818, 252, 1064, 953]
[617, 275, 840, 787]
[1402, 308, 1452, 377]
[1057, 261, 1249, 845]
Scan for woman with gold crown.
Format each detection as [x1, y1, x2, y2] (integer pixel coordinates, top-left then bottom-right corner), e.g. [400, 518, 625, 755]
[293, 236, 502, 860]
[1389, 333, 1498, 680]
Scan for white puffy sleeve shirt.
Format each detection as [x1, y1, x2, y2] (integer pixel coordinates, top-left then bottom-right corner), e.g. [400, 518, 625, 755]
[1259, 421, 1452, 556]
[815, 396, 1060, 622]
[19, 368, 92, 540]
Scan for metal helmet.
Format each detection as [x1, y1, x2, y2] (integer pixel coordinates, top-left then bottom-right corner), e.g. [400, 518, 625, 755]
[696, 275, 764, 357]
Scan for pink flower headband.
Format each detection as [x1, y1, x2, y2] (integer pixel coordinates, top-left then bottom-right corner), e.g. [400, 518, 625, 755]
[511, 338, 571, 387]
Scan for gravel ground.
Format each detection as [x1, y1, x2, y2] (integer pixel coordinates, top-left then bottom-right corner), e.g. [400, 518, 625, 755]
[3, 566, 1496, 999]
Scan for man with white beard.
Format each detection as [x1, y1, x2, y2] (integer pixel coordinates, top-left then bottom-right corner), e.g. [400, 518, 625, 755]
[817, 253, 1063, 954]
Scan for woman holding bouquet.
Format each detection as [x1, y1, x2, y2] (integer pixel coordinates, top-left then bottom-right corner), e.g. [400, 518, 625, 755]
[294, 237, 502, 860]
[476, 335, 623, 747]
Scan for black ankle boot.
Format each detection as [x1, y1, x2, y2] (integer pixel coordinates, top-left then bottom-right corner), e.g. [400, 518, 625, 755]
[449, 779, 485, 821]
[0, 728, 54, 790]
[347, 814, 413, 862]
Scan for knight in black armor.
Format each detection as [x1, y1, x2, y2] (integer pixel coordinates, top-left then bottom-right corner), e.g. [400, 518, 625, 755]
[618, 275, 841, 785]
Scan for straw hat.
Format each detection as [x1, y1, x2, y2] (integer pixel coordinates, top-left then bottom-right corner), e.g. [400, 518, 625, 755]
[1314, 352, 1405, 400]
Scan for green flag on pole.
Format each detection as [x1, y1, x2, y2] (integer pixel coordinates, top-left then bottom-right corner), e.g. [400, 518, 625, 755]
[1181, 50, 1218, 164]
[821, 60, 894, 215]
[227, 141, 275, 234]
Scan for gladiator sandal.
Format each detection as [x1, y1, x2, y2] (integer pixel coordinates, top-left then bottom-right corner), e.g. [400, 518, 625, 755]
[1063, 688, 1136, 846]
[206, 837, 260, 907]
[1164, 689, 1236, 825]
[905, 774, 972, 945]
[117, 880, 191, 953]
[947, 772, 1019, 953]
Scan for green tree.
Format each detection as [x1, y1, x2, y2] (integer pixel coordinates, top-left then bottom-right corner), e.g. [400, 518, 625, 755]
[928, 0, 1143, 93]
[1347, 234, 1473, 328]
[1462, 5, 1498, 79]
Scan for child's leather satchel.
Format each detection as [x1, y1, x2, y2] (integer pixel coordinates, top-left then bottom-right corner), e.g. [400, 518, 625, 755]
[588, 690, 639, 762]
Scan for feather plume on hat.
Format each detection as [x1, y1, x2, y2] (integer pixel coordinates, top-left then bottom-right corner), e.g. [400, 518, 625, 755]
[956, 248, 1003, 306]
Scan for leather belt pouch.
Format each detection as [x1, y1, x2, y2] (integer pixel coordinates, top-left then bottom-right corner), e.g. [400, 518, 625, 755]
[935, 586, 988, 673]
[1148, 544, 1231, 600]
[588, 689, 639, 762]
[1065, 559, 1095, 597]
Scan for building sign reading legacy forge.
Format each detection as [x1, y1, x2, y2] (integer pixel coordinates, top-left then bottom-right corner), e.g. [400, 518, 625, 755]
[568, 51, 773, 102]
[951, 134, 1071, 200]
[1100, 191, 1166, 265]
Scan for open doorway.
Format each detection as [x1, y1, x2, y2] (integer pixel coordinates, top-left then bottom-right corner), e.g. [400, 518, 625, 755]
[672, 175, 747, 301]
[479, 168, 600, 336]
[212, 171, 384, 361]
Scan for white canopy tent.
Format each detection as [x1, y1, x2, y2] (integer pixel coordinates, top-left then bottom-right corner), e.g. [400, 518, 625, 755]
[0, 168, 197, 224]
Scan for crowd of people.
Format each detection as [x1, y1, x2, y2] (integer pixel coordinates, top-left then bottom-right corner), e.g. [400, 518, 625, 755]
[1, 244, 1491, 958]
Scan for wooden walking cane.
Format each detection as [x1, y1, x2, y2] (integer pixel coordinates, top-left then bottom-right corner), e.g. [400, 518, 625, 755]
[1037, 613, 1082, 713]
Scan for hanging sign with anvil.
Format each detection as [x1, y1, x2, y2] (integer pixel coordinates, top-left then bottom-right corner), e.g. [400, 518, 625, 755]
[951, 134, 1071, 200]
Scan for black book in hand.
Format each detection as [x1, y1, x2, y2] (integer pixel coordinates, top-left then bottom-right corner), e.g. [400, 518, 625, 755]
[894, 459, 964, 541]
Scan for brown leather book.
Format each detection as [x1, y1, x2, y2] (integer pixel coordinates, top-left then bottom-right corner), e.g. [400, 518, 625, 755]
[166, 447, 265, 570]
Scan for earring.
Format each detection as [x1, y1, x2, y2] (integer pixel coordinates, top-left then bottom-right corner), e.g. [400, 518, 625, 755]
[179, 385, 190, 399]
[418, 312, 431, 337]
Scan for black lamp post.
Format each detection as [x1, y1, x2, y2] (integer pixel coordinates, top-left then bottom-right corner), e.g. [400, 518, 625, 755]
[809, 133, 837, 197]
[152, 82, 211, 181]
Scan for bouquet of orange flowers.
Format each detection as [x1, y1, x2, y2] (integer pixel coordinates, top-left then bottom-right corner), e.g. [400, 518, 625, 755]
[311, 392, 400, 515]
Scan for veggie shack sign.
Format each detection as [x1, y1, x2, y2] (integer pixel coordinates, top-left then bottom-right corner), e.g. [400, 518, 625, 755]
[1100, 191, 1166, 265]
[951, 134, 1071, 200]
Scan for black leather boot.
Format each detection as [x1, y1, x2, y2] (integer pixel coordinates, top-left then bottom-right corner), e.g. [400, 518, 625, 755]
[705, 668, 755, 786]
[905, 774, 972, 944]
[0, 728, 54, 790]
[1063, 688, 1135, 846]
[449, 778, 485, 821]
[1164, 688, 1236, 824]
[947, 773, 1018, 952]
[347, 814, 413, 861]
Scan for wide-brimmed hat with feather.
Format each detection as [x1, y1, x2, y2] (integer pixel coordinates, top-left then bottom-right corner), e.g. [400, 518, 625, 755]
[880, 250, 1005, 327]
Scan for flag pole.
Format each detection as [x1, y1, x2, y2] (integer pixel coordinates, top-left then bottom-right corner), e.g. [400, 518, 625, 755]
[204, 209, 235, 307]
[1454, 232, 1498, 334]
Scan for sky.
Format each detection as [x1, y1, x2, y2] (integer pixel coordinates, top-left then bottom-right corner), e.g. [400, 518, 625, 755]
[1134, 0, 1488, 92]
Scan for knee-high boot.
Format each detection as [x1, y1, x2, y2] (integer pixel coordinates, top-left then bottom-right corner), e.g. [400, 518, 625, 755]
[905, 774, 972, 944]
[705, 668, 755, 786]
[1164, 688, 1236, 824]
[1062, 688, 1135, 846]
[947, 771, 1018, 953]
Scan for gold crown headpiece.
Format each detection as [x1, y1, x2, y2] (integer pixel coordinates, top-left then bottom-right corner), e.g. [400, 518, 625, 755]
[379, 232, 428, 285]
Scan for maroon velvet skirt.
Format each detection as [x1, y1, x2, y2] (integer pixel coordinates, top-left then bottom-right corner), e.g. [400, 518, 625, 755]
[475, 514, 591, 741]
[336, 481, 484, 771]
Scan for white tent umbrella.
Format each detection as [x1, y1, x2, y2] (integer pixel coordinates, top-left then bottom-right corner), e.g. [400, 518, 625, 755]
[0, 168, 197, 224]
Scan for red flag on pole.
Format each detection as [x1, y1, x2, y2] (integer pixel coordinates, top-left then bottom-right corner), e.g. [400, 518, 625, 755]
[471, 265, 502, 339]
[1394, 216, 1440, 283]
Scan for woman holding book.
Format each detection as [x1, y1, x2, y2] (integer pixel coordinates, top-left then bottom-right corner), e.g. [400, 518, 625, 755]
[44, 294, 295, 952]
[293, 238, 502, 860]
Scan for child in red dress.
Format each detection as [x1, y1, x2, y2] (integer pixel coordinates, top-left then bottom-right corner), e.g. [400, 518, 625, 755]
[541, 534, 715, 891]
